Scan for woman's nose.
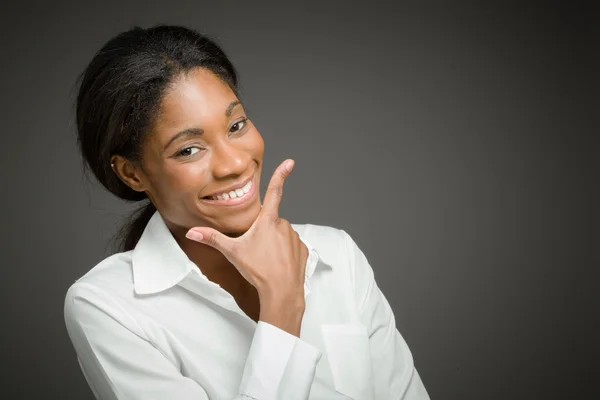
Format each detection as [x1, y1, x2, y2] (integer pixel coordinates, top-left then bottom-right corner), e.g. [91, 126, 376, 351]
[210, 140, 250, 179]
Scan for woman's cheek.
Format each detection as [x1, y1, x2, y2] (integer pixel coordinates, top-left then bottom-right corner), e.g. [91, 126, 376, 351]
[247, 129, 265, 158]
[170, 162, 209, 193]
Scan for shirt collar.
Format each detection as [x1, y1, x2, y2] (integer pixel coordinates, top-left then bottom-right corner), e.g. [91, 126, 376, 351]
[132, 211, 196, 295]
[132, 210, 330, 296]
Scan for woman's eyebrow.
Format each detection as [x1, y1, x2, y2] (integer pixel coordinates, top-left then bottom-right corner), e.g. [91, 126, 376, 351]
[225, 100, 241, 117]
[164, 127, 204, 151]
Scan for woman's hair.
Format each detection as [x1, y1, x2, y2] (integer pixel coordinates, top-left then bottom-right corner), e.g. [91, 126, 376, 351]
[75, 25, 238, 252]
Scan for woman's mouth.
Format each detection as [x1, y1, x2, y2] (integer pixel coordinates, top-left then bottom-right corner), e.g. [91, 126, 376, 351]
[201, 176, 257, 206]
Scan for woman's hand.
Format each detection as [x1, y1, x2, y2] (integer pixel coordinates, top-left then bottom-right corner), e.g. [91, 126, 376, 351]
[185, 159, 309, 335]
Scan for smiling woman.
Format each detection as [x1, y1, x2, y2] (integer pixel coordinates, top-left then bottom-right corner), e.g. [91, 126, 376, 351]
[66, 24, 429, 400]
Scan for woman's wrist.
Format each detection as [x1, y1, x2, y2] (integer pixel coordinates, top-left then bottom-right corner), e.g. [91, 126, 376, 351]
[258, 291, 305, 336]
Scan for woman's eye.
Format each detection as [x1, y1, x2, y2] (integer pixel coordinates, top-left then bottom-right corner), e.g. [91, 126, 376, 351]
[230, 118, 247, 133]
[176, 146, 202, 157]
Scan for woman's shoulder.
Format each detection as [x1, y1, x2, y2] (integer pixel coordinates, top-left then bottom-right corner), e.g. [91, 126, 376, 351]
[63, 251, 147, 340]
[291, 223, 355, 264]
[65, 251, 135, 305]
[291, 223, 347, 244]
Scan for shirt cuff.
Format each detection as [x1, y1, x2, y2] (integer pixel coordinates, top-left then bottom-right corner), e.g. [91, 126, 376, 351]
[239, 321, 322, 399]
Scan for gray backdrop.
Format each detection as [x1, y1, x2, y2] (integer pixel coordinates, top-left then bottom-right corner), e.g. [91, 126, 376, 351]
[1, 1, 597, 399]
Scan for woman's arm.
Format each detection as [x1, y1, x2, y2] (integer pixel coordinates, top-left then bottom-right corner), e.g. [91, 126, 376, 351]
[342, 230, 431, 400]
[64, 282, 322, 400]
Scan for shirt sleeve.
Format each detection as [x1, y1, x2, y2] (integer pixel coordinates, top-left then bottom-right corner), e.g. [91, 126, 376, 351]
[342, 230, 431, 400]
[64, 282, 322, 400]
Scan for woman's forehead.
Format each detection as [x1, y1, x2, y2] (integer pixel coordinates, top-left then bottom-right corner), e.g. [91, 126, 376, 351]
[150, 76, 234, 140]
[159, 69, 238, 121]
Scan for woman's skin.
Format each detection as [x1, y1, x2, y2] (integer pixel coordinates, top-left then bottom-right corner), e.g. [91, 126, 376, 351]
[110, 68, 308, 336]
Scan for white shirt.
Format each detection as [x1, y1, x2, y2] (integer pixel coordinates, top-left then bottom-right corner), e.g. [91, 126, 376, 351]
[64, 211, 429, 400]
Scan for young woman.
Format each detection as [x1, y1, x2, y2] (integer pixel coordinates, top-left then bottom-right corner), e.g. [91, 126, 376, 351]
[65, 24, 429, 400]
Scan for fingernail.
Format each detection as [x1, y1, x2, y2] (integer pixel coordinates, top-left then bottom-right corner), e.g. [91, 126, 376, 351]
[186, 230, 203, 241]
[285, 160, 293, 171]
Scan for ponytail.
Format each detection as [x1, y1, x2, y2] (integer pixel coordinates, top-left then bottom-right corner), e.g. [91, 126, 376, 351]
[112, 201, 157, 252]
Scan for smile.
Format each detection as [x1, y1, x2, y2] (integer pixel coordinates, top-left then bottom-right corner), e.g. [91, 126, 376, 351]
[201, 176, 257, 206]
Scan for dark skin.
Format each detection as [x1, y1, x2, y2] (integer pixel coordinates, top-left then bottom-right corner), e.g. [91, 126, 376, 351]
[111, 68, 307, 332]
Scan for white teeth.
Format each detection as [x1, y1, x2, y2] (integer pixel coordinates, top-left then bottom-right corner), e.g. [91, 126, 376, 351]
[242, 181, 251, 193]
[208, 179, 253, 201]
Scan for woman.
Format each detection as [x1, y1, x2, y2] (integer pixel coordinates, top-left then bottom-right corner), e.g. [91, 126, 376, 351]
[65, 24, 429, 400]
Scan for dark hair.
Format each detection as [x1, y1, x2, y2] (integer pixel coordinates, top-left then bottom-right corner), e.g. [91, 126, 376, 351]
[76, 25, 238, 252]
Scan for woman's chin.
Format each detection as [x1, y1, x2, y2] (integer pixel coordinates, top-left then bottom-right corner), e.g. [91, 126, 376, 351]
[215, 203, 262, 237]
[220, 222, 252, 238]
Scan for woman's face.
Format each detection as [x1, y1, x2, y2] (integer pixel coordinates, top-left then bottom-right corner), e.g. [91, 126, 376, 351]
[127, 68, 264, 236]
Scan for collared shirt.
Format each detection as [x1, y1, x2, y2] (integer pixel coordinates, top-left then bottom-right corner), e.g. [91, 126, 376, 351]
[64, 211, 429, 400]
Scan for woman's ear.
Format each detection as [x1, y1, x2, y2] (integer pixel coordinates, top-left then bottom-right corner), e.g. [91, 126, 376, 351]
[110, 155, 149, 193]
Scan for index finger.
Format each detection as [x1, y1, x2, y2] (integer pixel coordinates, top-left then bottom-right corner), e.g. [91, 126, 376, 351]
[261, 159, 294, 218]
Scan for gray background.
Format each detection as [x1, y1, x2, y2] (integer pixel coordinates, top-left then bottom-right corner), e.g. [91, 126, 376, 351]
[1, 1, 597, 399]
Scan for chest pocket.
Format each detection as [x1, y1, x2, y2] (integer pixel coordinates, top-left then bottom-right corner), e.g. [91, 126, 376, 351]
[321, 324, 374, 400]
